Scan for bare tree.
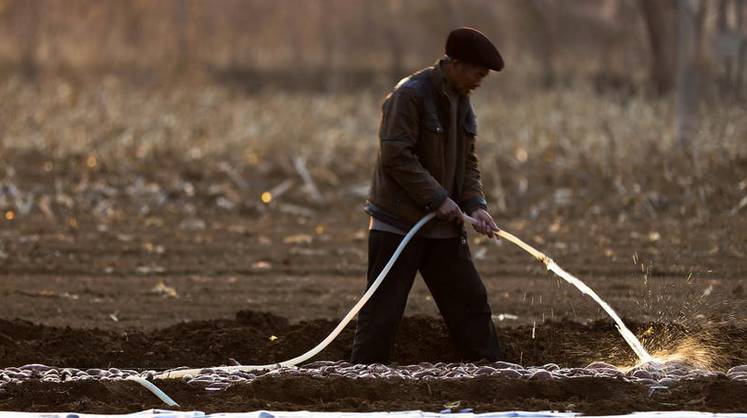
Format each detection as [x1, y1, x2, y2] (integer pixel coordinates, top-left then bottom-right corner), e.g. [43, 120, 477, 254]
[718, 0, 734, 93]
[639, 0, 678, 95]
[318, 0, 342, 91]
[385, 0, 406, 85]
[524, 0, 556, 88]
[175, 0, 190, 74]
[737, 0, 747, 96]
[675, 0, 703, 154]
[437, 0, 464, 29]
[11, 0, 42, 79]
[717, 0, 747, 98]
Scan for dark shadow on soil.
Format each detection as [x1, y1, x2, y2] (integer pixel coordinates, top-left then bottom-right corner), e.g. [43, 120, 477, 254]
[1, 376, 746, 415]
[1, 311, 744, 370]
[1, 311, 746, 414]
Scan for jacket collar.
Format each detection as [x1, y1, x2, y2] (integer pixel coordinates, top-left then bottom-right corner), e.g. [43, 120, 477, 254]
[431, 57, 463, 99]
[430, 57, 471, 111]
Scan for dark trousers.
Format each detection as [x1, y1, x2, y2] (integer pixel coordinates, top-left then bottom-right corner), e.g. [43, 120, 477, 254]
[350, 230, 501, 364]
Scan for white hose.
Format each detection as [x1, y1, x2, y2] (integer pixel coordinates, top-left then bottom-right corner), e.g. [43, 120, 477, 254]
[154, 212, 437, 380]
[126, 376, 180, 407]
[131, 211, 652, 406]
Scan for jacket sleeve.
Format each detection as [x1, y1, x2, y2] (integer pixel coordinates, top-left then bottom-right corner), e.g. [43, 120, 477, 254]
[460, 125, 488, 215]
[379, 87, 449, 212]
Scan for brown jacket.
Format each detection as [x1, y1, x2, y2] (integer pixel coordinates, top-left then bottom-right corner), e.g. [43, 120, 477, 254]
[365, 59, 488, 234]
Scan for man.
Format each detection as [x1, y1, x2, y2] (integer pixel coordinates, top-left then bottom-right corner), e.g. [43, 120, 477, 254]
[351, 27, 504, 364]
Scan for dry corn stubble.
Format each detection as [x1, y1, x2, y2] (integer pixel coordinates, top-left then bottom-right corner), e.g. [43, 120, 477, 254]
[3, 78, 744, 221]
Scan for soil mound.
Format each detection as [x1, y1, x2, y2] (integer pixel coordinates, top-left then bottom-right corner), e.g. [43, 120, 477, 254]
[0, 311, 744, 370]
[1, 375, 746, 415]
[1, 311, 746, 414]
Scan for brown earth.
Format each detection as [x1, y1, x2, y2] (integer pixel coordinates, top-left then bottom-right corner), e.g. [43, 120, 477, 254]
[0, 312, 745, 415]
[0, 312, 745, 372]
[1, 71, 746, 415]
[1, 205, 746, 414]
[1, 209, 745, 331]
[1, 376, 747, 416]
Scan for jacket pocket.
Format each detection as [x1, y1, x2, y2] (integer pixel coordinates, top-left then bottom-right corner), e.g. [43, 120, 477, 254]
[419, 116, 444, 175]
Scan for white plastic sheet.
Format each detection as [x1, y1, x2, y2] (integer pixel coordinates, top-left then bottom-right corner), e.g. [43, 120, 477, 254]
[1, 410, 746, 418]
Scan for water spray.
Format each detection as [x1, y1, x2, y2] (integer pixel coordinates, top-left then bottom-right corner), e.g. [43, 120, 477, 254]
[462, 214, 654, 364]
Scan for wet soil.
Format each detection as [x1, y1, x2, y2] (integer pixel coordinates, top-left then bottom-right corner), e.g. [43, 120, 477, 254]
[1, 376, 747, 416]
[0, 312, 745, 372]
[1, 202, 746, 414]
[0, 310, 745, 415]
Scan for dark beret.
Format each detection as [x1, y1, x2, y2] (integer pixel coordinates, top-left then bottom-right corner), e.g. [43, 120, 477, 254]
[445, 27, 504, 71]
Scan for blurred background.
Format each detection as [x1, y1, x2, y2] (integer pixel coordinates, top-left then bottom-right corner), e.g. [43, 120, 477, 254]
[0, 0, 745, 217]
[0, 0, 745, 332]
[1, 0, 746, 96]
[0, 0, 746, 270]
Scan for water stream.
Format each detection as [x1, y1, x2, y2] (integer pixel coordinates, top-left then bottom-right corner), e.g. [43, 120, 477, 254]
[546, 260, 654, 363]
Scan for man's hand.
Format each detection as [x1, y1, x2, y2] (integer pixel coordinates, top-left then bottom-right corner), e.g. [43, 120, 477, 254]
[436, 197, 463, 224]
[470, 208, 499, 238]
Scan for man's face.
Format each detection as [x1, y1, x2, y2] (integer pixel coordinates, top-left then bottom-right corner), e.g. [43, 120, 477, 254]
[451, 61, 489, 96]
